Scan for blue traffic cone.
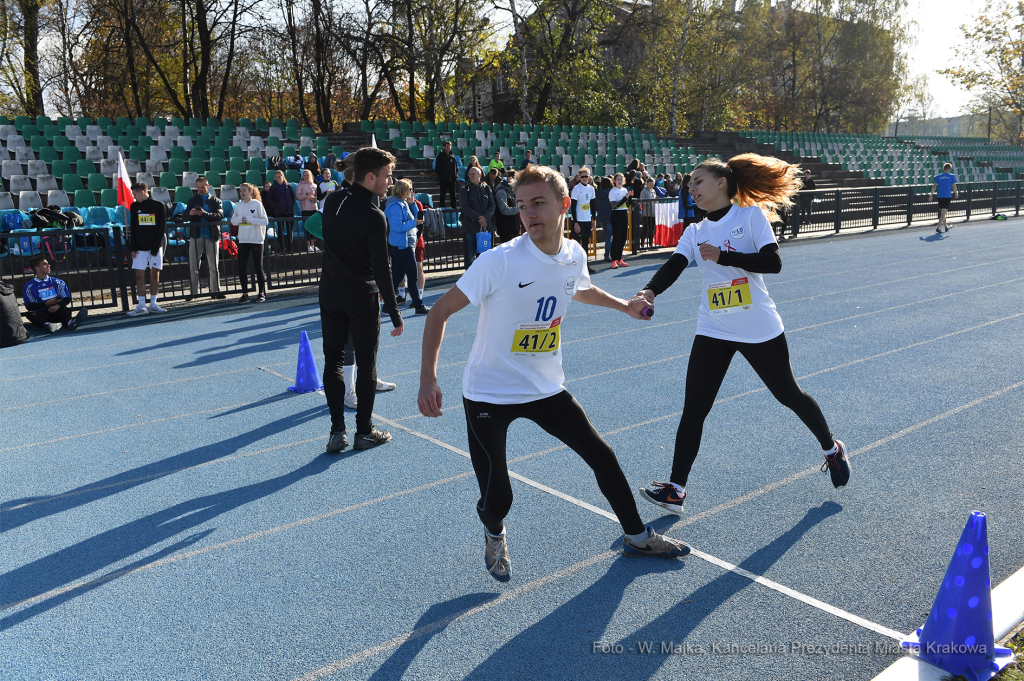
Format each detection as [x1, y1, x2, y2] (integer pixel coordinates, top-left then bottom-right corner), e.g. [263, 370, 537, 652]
[288, 331, 324, 394]
[902, 511, 1013, 681]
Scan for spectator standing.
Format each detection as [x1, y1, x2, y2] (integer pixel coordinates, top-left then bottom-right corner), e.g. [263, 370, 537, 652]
[594, 176, 613, 261]
[319, 146, 403, 453]
[679, 173, 696, 227]
[784, 169, 816, 241]
[22, 256, 86, 332]
[520, 150, 536, 169]
[640, 178, 657, 250]
[458, 166, 494, 268]
[385, 179, 429, 315]
[486, 167, 500, 191]
[296, 170, 318, 253]
[184, 176, 225, 301]
[434, 140, 459, 208]
[231, 182, 269, 304]
[127, 182, 167, 316]
[609, 172, 631, 268]
[317, 167, 338, 212]
[467, 155, 483, 175]
[266, 170, 296, 253]
[493, 169, 520, 243]
[570, 167, 596, 274]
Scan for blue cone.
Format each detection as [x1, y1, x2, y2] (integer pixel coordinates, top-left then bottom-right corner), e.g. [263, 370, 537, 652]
[288, 331, 324, 394]
[902, 511, 1013, 681]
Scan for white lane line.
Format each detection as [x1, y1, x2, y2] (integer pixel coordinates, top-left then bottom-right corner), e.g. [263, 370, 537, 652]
[0, 437, 324, 513]
[0, 401, 255, 454]
[0, 367, 259, 413]
[0, 351, 196, 382]
[689, 549, 905, 640]
[289, 549, 620, 681]
[0, 469, 478, 613]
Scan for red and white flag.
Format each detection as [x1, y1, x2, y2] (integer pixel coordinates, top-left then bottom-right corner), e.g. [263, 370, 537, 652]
[371, 134, 377, 148]
[116, 152, 134, 211]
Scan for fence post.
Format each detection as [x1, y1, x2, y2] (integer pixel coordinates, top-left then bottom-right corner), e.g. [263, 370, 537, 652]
[833, 190, 842, 233]
[110, 225, 131, 311]
[872, 187, 880, 229]
[1017, 180, 1021, 216]
[965, 183, 972, 221]
[992, 183, 998, 216]
[906, 184, 913, 226]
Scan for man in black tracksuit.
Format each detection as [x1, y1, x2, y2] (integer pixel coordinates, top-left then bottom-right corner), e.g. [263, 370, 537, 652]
[320, 147, 403, 453]
[434, 140, 459, 208]
[129, 182, 167, 312]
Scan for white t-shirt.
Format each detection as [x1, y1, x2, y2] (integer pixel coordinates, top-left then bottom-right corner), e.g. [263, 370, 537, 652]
[231, 199, 269, 244]
[571, 183, 596, 221]
[458, 234, 592, 404]
[609, 187, 629, 210]
[674, 204, 784, 343]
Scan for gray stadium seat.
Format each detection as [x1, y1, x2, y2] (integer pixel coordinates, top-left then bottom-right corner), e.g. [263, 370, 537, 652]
[247, 149, 264, 159]
[9, 175, 32, 193]
[0, 125, 17, 140]
[100, 159, 118, 176]
[151, 186, 171, 203]
[18, 191, 42, 211]
[124, 158, 142, 176]
[219, 184, 239, 202]
[265, 146, 279, 159]
[148, 147, 168, 163]
[106, 145, 123, 159]
[96, 135, 113, 149]
[268, 126, 283, 140]
[176, 136, 193, 151]
[145, 158, 164, 174]
[35, 175, 58, 194]
[0, 192, 14, 210]
[146, 125, 161, 140]
[75, 137, 90, 152]
[26, 160, 48, 178]
[182, 171, 198, 189]
[6, 135, 25, 149]
[1, 160, 20, 179]
[85, 125, 102, 141]
[249, 136, 265, 151]
[135, 172, 155, 187]
[164, 125, 180, 139]
[85, 146, 104, 162]
[0, 146, 9, 161]
[15, 147, 35, 162]
[235, 126, 250, 139]
[157, 135, 174, 150]
[47, 189, 70, 207]
[65, 124, 83, 139]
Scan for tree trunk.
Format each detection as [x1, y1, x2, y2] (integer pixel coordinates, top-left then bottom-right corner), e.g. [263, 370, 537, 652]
[406, 0, 416, 121]
[507, 0, 531, 125]
[532, 80, 552, 124]
[216, 0, 241, 120]
[670, 0, 692, 137]
[18, 0, 44, 116]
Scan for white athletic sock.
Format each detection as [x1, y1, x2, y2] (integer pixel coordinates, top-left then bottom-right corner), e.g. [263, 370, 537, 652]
[625, 528, 651, 544]
[343, 365, 356, 394]
[825, 441, 839, 456]
[418, 288, 424, 300]
[398, 286, 406, 298]
[486, 528, 505, 538]
[150, 293, 158, 304]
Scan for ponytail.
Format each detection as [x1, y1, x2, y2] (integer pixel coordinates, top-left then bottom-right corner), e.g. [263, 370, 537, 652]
[695, 153, 803, 223]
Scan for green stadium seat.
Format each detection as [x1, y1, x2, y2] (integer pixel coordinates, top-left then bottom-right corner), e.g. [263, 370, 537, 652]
[285, 169, 300, 183]
[99, 188, 118, 207]
[246, 157, 264, 171]
[73, 189, 95, 207]
[61, 174, 83, 192]
[75, 160, 95, 176]
[229, 157, 246, 173]
[167, 159, 186, 175]
[224, 170, 242, 186]
[188, 157, 207, 174]
[39, 147, 59, 164]
[129, 147, 148, 164]
[170, 146, 188, 161]
[174, 186, 193, 204]
[159, 172, 177, 188]
[245, 169, 264, 185]
[204, 171, 222, 187]
[87, 173, 108, 191]
[209, 157, 228, 175]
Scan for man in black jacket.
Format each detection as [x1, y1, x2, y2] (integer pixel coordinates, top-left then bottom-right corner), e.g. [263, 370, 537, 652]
[127, 182, 168, 316]
[184, 176, 225, 300]
[458, 166, 495, 268]
[319, 147, 403, 453]
[434, 140, 458, 208]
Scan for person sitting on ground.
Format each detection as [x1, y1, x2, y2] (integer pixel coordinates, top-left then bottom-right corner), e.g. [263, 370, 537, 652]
[22, 257, 87, 332]
[127, 181, 168, 316]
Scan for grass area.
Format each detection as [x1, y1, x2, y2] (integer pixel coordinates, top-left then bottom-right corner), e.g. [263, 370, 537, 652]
[944, 625, 1024, 681]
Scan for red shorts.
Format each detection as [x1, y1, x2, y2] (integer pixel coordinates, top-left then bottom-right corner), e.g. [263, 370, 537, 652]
[415, 235, 425, 262]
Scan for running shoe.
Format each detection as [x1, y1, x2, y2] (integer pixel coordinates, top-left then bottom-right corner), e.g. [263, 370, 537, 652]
[617, 259, 629, 267]
[238, 295, 250, 305]
[623, 525, 691, 558]
[354, 425, 392, 450]
[344, 391, 358, 409]
[149, 303, 166, 314]
[484, 528, 511, 581]
[821, 440, 851, 488]
[376, 378, 397, 392]
[935, 227, 942, 233]
[325, 430, 348, 453]
[415, 306, 430, 315]
[67, 308, 88, 332]
[127, 304, 148, 316]
[255, 293, 266, 302]
[639, 481, 686, 514]
[944, 225, 949, 232]
[611, 261, 619, 269]
[44, 322, 62, 333]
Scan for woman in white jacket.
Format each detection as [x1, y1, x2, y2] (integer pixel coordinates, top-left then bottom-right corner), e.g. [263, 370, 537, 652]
[231, 183, 269, 303]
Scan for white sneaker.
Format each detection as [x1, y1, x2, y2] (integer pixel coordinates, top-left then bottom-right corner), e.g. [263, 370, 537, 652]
[148, 303, 167, 314]
[376, 378, 397, 392]
[127, 305, 149, 317]
[484, 529, 511, 581]
[344, 391, 358, 409]
[44, 322, 62, 333]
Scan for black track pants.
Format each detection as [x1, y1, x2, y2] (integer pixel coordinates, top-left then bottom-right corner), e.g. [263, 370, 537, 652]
[463, 391, 646, 536]
[670, 333, 835, 486]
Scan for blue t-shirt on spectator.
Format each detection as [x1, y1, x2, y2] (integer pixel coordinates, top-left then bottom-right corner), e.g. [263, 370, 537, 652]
[934, 173, 957, 199]
[23, 276, 70, 308]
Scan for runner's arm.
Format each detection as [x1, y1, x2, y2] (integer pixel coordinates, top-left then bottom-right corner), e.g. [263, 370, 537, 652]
[573, 285, 647, 320]
[418, 285, 471, 417]
[716, 243, 781, 273]
[640, 253, 690, 300]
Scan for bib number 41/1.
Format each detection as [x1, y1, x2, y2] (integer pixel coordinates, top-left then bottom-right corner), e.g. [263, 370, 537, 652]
[707, 277, 753, 315]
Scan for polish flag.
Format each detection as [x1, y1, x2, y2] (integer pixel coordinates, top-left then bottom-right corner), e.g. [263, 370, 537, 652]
[116, 152, 134, 211]
[371, 134, 377, 148]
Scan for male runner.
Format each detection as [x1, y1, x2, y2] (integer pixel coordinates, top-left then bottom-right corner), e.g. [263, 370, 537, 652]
[929, 163, 959, 233]
[418, 164, 689, 582]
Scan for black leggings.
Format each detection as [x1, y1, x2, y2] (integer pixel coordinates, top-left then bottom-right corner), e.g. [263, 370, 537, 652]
[610, 211, 628, 260]
[671, 333, 834, 487]
[463, 391, 645, 536]
[237, 242, 265, 295]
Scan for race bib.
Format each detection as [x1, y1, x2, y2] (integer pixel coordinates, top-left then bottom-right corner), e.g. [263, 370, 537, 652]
[511, 318, 561, 357]
[581, 203, 590, 211]
[707, 277, 752, 315]
[38, 286, 57, 301]
[138, 214, 156, 225]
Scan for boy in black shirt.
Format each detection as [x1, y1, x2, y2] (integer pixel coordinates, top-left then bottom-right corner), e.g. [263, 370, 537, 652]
[127, 182, 168, 316]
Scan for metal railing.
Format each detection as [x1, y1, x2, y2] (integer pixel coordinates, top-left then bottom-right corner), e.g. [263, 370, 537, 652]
[2, 181, 1017, 313]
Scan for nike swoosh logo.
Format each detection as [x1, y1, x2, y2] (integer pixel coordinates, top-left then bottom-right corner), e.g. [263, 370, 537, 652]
[518, 281, 535, 288]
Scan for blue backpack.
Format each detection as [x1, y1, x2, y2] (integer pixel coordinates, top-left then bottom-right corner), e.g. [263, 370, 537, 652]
[3, 213, 24, 232]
